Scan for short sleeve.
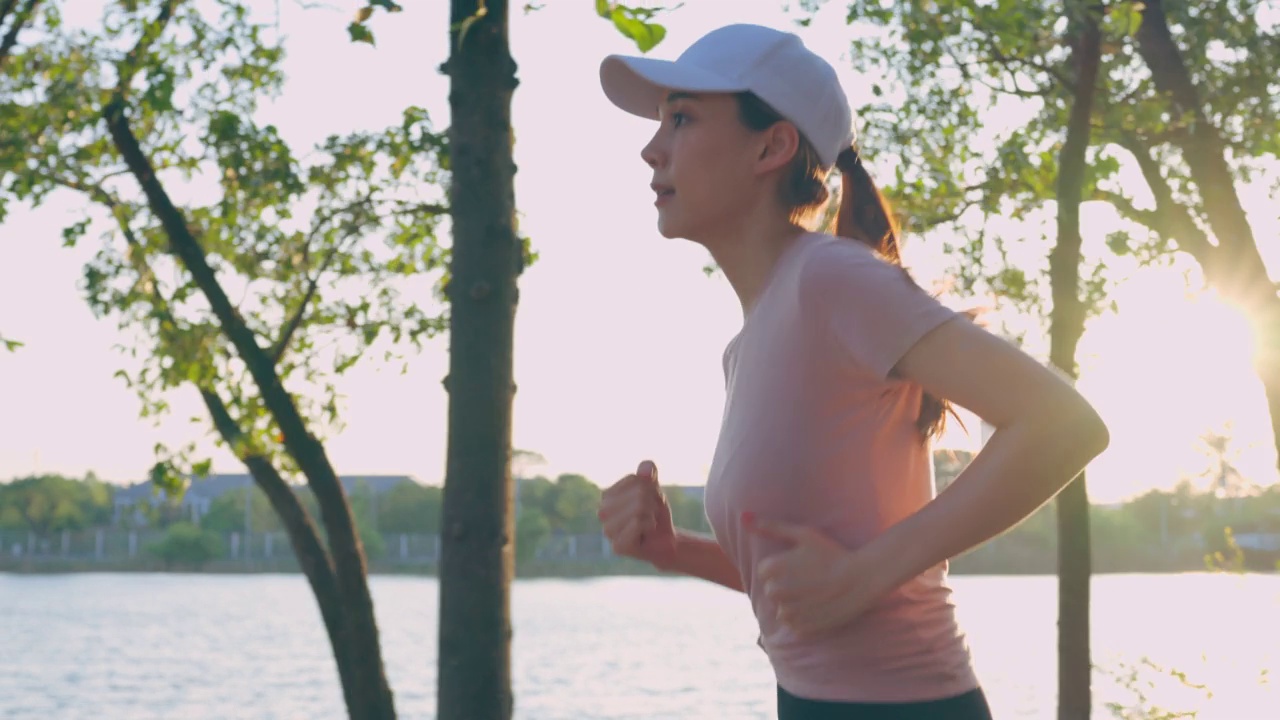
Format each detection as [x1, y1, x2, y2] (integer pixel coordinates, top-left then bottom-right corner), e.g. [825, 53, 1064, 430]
[800, 240, 957, 381]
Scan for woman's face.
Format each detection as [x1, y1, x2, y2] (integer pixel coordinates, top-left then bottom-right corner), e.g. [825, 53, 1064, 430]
[640, 92, 764, 242]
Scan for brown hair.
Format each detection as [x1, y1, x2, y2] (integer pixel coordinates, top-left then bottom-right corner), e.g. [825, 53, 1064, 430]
[736, 91, 954, 440]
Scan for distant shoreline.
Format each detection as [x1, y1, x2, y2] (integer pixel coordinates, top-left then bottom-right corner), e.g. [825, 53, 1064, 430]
[4, 558, 1275, 578]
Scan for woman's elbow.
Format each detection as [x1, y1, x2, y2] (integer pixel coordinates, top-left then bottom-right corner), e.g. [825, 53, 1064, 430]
[1063, 393, 1110, 463]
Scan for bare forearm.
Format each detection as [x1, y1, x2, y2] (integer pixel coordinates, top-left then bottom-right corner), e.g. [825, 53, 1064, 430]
[866, 405, 1108, 598]
[654, 530, 745, 592]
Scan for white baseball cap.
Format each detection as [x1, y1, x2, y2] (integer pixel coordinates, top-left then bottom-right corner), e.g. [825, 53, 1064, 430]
[599, 23, 856, 169]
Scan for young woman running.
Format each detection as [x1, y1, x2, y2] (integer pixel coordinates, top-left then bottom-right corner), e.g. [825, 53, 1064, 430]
[596, 23, 1109, 720]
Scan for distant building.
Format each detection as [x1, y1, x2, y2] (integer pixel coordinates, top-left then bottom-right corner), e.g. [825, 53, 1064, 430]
[112, 473, 416, 526]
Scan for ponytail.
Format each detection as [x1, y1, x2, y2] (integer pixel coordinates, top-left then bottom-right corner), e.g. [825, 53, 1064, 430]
[734, 92, 957, 440]
[834, 146, 955, 441]
[834, 147, 901, 264]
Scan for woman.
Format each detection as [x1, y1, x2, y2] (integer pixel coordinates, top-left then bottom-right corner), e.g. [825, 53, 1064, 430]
[595, 23, 1109, 720]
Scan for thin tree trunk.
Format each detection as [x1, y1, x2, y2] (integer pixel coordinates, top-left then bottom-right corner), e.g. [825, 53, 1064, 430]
[198, 389, 361, 713]
[103, 99, 396, 720]
[1133, 0, 1280, 467]
[438, 1, 520, 719]
[101, 184, 365, 717]
[1052, 2, 1102, 718]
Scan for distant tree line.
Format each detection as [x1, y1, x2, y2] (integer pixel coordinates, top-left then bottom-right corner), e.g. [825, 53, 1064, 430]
[5, 463, 1279, 572]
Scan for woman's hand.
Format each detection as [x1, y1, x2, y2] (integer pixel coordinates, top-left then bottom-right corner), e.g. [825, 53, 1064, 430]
[598, 460, 679, 568]
[743, 512, 881, 639]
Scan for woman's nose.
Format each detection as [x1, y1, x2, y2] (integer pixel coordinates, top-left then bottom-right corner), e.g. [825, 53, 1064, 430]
[640, 134, 663, 169]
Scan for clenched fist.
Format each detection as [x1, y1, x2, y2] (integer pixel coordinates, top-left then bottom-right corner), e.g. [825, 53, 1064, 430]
[597, 460, 679, 568]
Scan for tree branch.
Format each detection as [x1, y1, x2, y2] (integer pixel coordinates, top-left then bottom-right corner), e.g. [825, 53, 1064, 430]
[269, 237, 344, 365]
[265, 191, 387, 365]
[1133, 0, 1262, 265]
[113, 0, 182, 99]
[911, 198, 983, 233]
[987, 36, 1072, 90]
[905, 178, 995, 233]
[940, 37, 1050, 99]
[1111, 134, 1214, 262]
[0, 0, 40, 72]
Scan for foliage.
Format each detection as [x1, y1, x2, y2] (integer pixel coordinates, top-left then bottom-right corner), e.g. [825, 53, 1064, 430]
[594, 1, 682, 52]
[666, 486, 710, 533]
[360, 521, 386, 561]
[1102, 657, 1210, 720]
[515, 509, 550, 566]
[802, 0, 1279, 322]
[0, 474, 114, 536]
[517, 474, 603, 535]
[201, 485, 284, 533]
[346, 1, 679, 54]
[1203, 525, 1247, 573]
[0, 1, 451, 482]
[348, 0, 403, 46]
[147, 520, 225, 569]
[376, 481, 443, 534]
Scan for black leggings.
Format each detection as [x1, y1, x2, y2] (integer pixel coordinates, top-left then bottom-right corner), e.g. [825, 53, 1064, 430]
[777, 684, 993, 720]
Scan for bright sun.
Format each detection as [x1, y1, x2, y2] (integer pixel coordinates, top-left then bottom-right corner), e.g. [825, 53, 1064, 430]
[938, 261, 1277, 505]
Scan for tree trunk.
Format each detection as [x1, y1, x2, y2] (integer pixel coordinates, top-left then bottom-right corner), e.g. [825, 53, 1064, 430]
[102, 173, 370, 716]
[199, 388, 361, 714]
[1051, 3, 1102, 718]
[1133, 0, 1280, 468]
[108, 200, 364, 714]
[438, 2, 520, 719]
[104, 100, 396, 720]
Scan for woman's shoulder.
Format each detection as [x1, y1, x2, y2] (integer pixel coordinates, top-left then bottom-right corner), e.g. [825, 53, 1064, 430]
[794, 232, 909, 293]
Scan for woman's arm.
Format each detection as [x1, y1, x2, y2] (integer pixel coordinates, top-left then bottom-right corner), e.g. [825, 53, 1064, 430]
[860, 317, 1110, 600]
[653, 530, 745, 592]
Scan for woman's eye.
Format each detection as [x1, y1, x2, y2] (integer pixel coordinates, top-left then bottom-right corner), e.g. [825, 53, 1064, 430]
[672, 112, 688, 127]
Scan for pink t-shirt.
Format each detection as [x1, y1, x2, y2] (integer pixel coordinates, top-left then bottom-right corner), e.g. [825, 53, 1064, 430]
[703, 232, 979, 703]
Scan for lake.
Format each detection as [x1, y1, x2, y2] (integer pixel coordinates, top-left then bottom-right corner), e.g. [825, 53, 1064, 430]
[1, 572, 1277, 719]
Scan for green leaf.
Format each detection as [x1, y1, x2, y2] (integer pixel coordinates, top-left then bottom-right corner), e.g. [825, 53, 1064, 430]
[370, 0, 403, 10]
[148, 461, 185, 494]
[2, 337, 23, 352]
[191, 459, 213, 478]
[611, 9, 665, 53]
[62, 219, 91, 248]
[347, 22, 375, 46]
[596, 0, 611, 18]
[1106, 230, 1132, 256]
[1127, 2, 1145, 36]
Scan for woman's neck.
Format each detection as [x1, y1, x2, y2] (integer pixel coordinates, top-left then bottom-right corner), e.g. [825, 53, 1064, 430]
[704, 217, 810, 319]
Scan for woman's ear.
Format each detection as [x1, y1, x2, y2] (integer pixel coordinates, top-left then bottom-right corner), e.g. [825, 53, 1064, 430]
[755, 121, 800, 175]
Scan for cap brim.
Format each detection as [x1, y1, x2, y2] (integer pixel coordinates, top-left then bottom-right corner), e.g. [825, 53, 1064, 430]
[600, 55, 748, 120]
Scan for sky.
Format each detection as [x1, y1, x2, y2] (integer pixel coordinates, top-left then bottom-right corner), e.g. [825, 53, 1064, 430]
[1, 0, 1278, 505]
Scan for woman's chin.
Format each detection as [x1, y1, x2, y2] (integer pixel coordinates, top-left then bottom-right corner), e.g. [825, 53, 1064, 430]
[655, 218, 683, 240]
[656, 214, 703, 242]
